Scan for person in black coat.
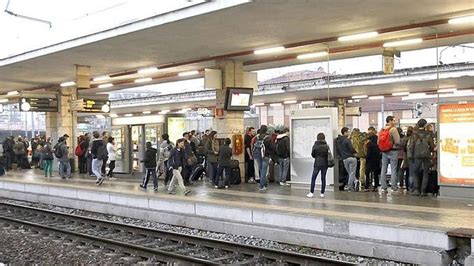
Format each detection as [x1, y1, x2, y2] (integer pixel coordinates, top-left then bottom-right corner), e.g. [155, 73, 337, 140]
[365, 134, 381, 190]
[215, 138, 232, 188]
[307, 133, 330, 198]
[140, 142, 158, 191]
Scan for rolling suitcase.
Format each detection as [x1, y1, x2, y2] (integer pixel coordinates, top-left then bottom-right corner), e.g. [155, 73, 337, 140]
[426, 170, 439, 196]
[190, 164, 205, 181]
[230, 167, 241, 185]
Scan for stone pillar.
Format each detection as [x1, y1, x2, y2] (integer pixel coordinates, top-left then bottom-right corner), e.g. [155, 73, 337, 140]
[337, 98, 346, 129]
[213, 60, 246, 178]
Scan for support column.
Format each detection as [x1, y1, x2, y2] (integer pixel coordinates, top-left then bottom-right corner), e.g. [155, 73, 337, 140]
[213, 60, 246, 178]
[337, 98, 346, 129]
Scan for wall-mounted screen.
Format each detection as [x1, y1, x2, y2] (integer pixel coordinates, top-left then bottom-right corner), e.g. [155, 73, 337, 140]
[224, 87, 253, 111]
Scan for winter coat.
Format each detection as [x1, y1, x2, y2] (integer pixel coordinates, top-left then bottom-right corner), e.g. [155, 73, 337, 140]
[218, 144, 232, 167]
[311, 140, 329, 167]
[366, 135, 381, 167]
[206, 138, 220, 163]
[276, 134, 291, 159]
[169, 148, 184, 170]
[91, 139, 105, 159]
[58, 142, 69, 162]
[144, 147, 157, 169]
[336, 136, 356, 160]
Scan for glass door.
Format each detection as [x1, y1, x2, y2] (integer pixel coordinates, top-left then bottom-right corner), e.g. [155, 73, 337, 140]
[145, 124, 164, 149]
[131, 125, 145, 173]
[111, 126, 130, 173]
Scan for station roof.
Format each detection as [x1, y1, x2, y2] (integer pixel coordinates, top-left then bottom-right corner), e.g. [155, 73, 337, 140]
[1, 0, 474, 94]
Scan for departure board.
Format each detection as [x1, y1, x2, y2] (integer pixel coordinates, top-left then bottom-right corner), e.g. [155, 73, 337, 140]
[20, 97, 58, 112]
[81, 99, 110, 113]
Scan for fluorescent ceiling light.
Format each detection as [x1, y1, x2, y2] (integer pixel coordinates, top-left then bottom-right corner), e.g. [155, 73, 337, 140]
[347, 100, 354, 103]
[296, 51, 328, 60]
[283, 100, 298, 104]
[159, 110, 170, 114]
[440, 90, 474, 98]
[135, 77, 152, 83]
[124, 114, 133, 117]
[98, 83, 113, 89]
[383, 38, 423, 47]
[448, 15, 474, 25]
[178, 70, 199, 77]
[338, 31, 378, 41]
[402, 93, 437, 101]
[437, 88, 457, 93]
[138, 67, 159, 74]
[60, 81, 76, 87]
[270, 103, 282, 107]
[392, 92, 410, 96]
[7, 91, 19, 96]
[0, 99, 8, 103]
[352, 95, 368, 99]
[109, 113, 118, 118]
[93, 75, 110, 82]
[300, 101, 314, 105]
[410, 93, 427, 97]
[369, 96, 384, 100]
[142, 110, 151, 114]
[253, 103, 265, 106]
[254, 46, 285, 55]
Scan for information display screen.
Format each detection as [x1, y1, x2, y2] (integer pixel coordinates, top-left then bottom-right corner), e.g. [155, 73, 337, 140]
[81, 99, 110, 113]
[224, 87, 253, 111]
[439, 103, 474, 187]
[20, 97, 58, 112]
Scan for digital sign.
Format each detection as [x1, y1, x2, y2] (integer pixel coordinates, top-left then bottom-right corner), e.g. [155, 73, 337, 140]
[81, 99, 110, 113]
[20, 97, 58, 112]
[439, 103, 474, 187]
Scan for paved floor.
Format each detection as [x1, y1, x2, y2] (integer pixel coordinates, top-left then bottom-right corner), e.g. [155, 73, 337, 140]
[1, 169, 473, 231]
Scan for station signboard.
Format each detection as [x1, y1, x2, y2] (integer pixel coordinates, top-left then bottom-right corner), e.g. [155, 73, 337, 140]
[438, 102, 474, 187]
[80, 99, 110, 113]
[19, 97, 59, 112]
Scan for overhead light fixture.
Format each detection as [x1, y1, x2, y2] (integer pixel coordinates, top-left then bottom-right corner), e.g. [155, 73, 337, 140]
[253, 103, 265, 106]
[138, 67, 159, 74]
[369, 96, 384, 100]
[159, 110, 170, 114]
[270, 103, 282, 107]
[254, 46, 285, 55]
[109, 113, 118, 118]
[93, 75, 110, 82]
[410, 93, 427, 97]
[440, 90, 474, 98]
[20, 102, 31, 111]
[354, 99, 360, 103]
[98, 83, 113, 89]
[338, 31, 378, 41]
[383, 38, 423, 47]
[300, 100, 314, 105]
[448, 15, 474, 25]
[347, 100, 354, 103]
[60, 81, 76, 87]
[142, 110, 151, 114]
[402, 93, 437, 101]
[7, 91, 19, 96]
[101, 104, 110, 113]
[135, 77, 152, 83]
[392, 92, 410, 96]
[0, 99, 8, 103]
[124, 113, 133, 117]
[178, 70, 199, 77]
[352, 95, 368, 99]
[296, 51, 328, 60]
[437, 88, 457, 93]
[283, 100, 298, 104]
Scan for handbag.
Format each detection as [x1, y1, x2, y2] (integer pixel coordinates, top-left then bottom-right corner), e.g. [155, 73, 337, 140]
[327, 148, 335, 168]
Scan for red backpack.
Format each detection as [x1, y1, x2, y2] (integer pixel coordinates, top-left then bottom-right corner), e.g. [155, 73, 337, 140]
[378, 128, 393, 152]
[75, 143, 85, 157]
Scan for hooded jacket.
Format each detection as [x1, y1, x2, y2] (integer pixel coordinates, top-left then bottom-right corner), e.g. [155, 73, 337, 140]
[366, 135, 381, 166]
[276, 133, 290, 159]
[144, 147, 158, 169]
[336, 135, 356, 160]
[311, 140, 329, 167]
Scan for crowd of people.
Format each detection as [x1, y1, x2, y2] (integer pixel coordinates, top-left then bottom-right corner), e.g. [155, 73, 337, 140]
[1, 115, 438, 198]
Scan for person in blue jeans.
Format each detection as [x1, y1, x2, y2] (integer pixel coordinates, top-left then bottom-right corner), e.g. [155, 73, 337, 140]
[336, 127, 357, 191]
[253, 125, 273, 191]
[276, 128, 291, 186]
[378, 116, 401, 193]
[307, 133, 330, 198]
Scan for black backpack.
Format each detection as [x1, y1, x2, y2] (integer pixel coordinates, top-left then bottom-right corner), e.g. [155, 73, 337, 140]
[96, 144, 108, 160]
[413, 131, 432, 159]
[54, 143, 63, 158]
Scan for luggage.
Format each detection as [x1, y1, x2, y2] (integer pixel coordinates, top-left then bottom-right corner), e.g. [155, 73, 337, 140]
[190, 164, 205, 181]
[426, 170, 439, 195]
[230, 166, 241, 185]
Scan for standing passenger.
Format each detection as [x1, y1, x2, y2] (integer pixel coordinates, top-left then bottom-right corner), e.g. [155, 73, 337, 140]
[167, 139, 190, 195]
[378, 116, 401, 193]
[91, 132, 106, 185]
[275, 128, 291, 186]
[42, 138, 54, 178]
[307, 133, 330, 198]
[244, 127, 256, 183]
[206, 131, 219, 186]
[409, 119, 435, 196]
[336, 127, 358, 191]
[216, 138, 232, 188]
[253, 125, 271, 191]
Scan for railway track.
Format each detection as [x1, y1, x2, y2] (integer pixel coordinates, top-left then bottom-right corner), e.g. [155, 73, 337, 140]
[0, 202, 355, 265]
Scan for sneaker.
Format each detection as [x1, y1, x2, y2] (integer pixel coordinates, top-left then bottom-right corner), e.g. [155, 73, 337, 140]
[184, 190, 191, 196]
[98, 178, 105, 186]
[214, 185, 218, 189]
[225, 186, 229, 189]
[154, 187, 158, 192]
[139, 184, 147, 190]
[259, 187, 266, 191]
[306, 192, 314, 198]
[249, 179, 256, 184]
[109, 177, 118, 181]
[380, 188, 388, 193]
[263, 186, 268, 190]
[167, 190, 176, 195]
[320, 193, 325, 198]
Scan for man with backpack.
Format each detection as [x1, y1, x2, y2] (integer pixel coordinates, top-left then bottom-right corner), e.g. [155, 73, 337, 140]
[336, 127, 358, 191]
[253, 125, 273, 191]
[378, 116, 401, 193]
[408, 119, 435, 196]
[2, 136, 15, 171]
[276, 127, 291, 186]
[91, 131, 107, 185]
[55, 137, 71, 179]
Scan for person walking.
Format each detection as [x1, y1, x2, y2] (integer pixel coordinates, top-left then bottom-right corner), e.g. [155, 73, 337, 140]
[77, 135, 89, 174]
[106, 136, 117, 179]
[159, 134, 174, 186]
[307, 133, 331, 198]
[378, 116, 401, 193]
[167, 139, 190, 195]
[140, 142, 158, 191]
[42, 138, 54, 178]
[91, 132, 107, 185]
[276, 128, 291, 186]
[336, 127, 358, 191]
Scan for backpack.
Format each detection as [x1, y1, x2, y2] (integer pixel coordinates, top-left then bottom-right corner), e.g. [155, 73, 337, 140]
[252, 136, 267, 158]
[378, 128, 393, 152]
[413, 131, 432, 159]
[275, 137, 288, 158]
[75, 142, 85, 157]
[54, 143, 63, 158]
[96, 144, 108, 160]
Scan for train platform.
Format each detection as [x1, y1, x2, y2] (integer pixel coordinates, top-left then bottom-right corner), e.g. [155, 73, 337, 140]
[1, 169, 473, 265]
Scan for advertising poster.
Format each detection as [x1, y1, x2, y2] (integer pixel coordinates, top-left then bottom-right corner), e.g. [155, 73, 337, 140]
[167, 117, 186, 144]
[439, 103, 474, 186]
